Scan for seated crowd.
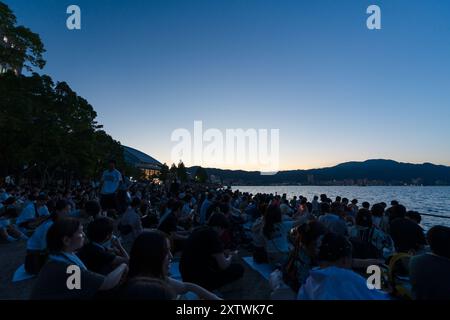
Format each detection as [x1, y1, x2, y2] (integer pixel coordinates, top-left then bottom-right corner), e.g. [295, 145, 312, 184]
[1, 174, 450, 300]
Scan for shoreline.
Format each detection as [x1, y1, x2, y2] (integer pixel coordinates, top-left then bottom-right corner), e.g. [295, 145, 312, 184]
[230, 185, 450, 187]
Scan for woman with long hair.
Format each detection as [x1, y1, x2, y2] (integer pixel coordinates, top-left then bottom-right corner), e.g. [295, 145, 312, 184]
[125, 230, 221, 300]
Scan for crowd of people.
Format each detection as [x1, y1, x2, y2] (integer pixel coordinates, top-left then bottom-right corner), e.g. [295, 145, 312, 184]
[1, 160, 450, 300]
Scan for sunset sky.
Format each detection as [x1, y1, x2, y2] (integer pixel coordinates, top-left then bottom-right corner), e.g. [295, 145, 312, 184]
[6, 0, 450, 170]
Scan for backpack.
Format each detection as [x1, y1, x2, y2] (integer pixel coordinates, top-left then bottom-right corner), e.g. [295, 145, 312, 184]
[350, 227, 381, 259]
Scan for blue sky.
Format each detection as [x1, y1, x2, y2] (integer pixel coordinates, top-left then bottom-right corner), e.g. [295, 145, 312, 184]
[5, 0, 450, 170]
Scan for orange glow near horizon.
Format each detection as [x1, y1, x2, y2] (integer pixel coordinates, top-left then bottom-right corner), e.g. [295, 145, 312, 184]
[155, 157, 450, 171]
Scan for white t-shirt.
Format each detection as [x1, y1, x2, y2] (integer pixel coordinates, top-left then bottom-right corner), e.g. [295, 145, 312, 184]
[16, 203, 50, 225]
[101, 169, 122, 195]
[27, 220, 53, 251]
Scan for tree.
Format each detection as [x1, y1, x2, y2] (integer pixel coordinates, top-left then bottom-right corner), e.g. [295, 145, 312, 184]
[0, 3, 127, 187]
[194, 166, 208, 183]
[0, 72, 125, 186]
[0, 2, 46, 73]
[159, 163, 169, 182]
[169, 163, 178, 177]
[176, 161, 188, 182]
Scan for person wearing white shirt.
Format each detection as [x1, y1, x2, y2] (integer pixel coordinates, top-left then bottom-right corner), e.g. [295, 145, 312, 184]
[25, 200, 71, 274]
[16, 194, 50, 231]
[100, 160, 122, 211]
[1, 197, 28, 242]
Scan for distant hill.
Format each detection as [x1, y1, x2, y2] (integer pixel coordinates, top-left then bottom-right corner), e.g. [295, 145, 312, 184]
[187, 159, 450, 186]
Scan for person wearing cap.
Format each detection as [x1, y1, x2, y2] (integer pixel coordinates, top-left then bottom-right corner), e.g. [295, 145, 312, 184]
[0, 197, 28, 242]
[16, 194, 50, 231]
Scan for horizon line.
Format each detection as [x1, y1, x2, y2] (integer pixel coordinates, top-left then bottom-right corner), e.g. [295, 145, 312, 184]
[172, 158, 450, 172]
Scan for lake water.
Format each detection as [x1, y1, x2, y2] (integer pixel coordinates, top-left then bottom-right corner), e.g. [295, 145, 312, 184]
[231, 186, 450, 229]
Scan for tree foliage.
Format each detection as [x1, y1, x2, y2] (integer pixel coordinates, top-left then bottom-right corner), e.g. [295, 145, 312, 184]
[159, 163, 169, 181]
[0, 2, 46, 73]
[194, 166, 208, 183]
[0, 3, 135, 187]
[0, 72, 126, 186]
[169, 163, 178, 176]
[176, 161, 188, 182]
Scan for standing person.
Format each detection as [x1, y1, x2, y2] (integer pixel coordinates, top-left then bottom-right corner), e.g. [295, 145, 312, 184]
[100, 160, 122, 212]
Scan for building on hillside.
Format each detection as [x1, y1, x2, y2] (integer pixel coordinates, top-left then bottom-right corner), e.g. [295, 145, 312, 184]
[123, 146, 162, 179]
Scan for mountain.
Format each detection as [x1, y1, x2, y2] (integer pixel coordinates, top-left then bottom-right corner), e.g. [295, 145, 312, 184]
[187, 159, 450, 186]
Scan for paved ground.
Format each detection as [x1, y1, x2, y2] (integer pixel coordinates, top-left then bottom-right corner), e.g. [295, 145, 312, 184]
[0, 240, 270, 300]
[0, 240, 35, 300]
